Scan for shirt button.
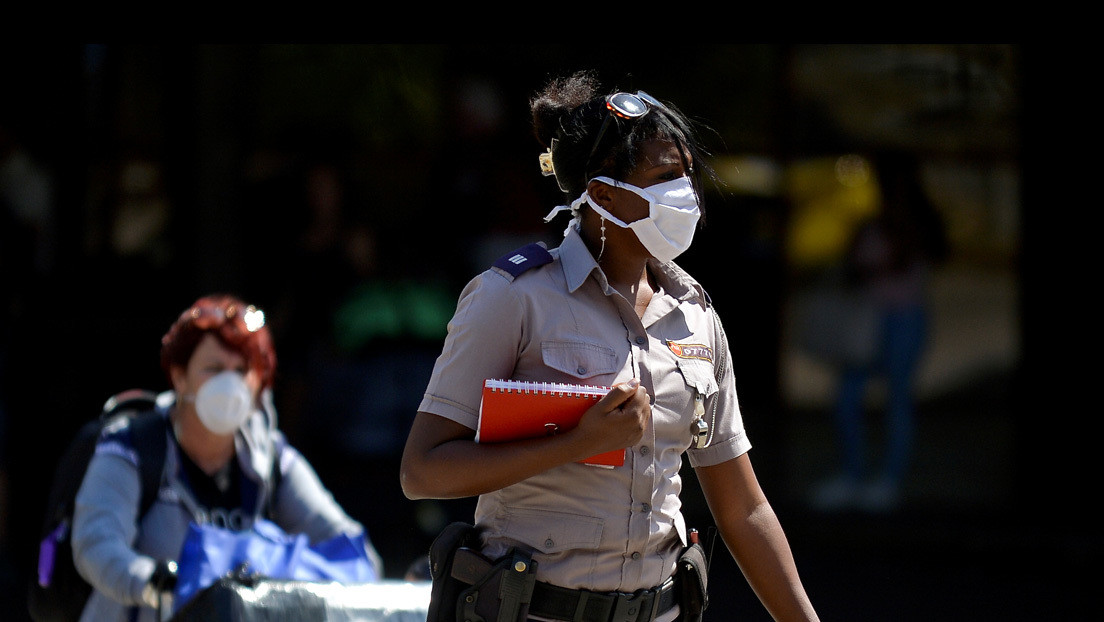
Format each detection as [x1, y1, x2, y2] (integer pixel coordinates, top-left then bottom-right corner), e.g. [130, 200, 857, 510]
[631, 552, 641, 560]
[639, 446, 650, 456]
[576, 366, 586, 375]
[635, 336, 646, 345]
[544, 538, 554, 548]
[641, 503, 651, 513]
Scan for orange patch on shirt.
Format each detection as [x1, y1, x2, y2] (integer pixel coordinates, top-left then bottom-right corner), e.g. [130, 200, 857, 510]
[666, 340, 713, 362]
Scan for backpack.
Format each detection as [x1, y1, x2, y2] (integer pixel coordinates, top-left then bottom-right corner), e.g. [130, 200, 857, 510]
[28, 389, 169, 622]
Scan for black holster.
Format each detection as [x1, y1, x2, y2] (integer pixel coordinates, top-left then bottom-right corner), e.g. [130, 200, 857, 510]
[677, 542, 709, 622]
[453, 546, 537, 622]
[427, 522, 483, 622]
[426, 522, 538, 622]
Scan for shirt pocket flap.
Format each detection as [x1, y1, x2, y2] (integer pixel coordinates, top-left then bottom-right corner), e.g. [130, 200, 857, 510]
[503, 507, 603, 554]
[676, 358, 718, 397]
[541, 340, 619, 380]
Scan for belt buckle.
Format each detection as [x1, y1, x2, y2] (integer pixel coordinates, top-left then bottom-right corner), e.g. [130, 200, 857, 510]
[609, 588, 656, 622]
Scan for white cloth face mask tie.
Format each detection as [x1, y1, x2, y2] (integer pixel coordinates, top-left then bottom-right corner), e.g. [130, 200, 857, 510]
[190, 370, 254, 435]
[582, 176, 700, 262]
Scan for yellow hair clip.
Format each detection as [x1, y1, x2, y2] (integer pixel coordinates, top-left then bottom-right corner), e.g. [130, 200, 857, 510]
[538, 148, 555, 177]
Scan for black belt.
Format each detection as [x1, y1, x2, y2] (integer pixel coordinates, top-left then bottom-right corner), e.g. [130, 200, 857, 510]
[528, 576, 678, 622]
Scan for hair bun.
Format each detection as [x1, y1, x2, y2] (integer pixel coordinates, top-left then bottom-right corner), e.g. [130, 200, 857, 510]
[530, 70, 600, 148]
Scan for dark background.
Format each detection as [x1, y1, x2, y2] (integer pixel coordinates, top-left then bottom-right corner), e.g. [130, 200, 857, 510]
[0, 44, 1091, 620]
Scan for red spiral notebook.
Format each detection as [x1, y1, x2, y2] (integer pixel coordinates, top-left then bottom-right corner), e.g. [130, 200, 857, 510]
[476, 379, 625, 468]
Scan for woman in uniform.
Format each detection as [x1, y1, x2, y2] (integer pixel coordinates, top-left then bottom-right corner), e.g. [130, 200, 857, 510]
[401, 71, 819, 622]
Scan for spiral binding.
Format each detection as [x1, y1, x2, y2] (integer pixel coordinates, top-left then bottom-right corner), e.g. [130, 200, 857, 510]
[484, 379, 609, 399]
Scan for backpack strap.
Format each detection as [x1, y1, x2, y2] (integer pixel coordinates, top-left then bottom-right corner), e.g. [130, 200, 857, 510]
[101, 390, 168, 520]
[263, 434, 286, 519]
[128, 410, 169, 519]
[101, 389, 160, 419]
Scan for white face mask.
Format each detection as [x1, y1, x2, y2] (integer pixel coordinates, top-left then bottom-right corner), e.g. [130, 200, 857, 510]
[190, 370, 254, 435]
[583, 176, 700, 262]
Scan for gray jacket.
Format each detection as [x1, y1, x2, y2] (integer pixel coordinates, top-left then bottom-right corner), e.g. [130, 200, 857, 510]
[72, 393, 379, 622]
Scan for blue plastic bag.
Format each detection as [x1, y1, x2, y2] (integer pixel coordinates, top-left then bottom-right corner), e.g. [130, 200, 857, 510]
[173, 519, 379, 612]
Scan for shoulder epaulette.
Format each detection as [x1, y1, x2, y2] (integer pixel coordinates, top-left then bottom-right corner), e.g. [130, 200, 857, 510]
[492, 242, 554, 280]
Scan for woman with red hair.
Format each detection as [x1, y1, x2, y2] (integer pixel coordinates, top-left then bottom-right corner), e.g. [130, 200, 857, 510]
[71, 294, 380, 621]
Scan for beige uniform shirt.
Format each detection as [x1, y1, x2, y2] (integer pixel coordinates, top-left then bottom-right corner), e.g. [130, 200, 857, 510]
[418, 227, 751, 593]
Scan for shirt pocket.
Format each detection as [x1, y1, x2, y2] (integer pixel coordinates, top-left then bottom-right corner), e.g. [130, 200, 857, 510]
[676, 358, 718, 399]
[541, 340, 619, 381]
[502, 506, 604, 555]
[674, 359, 719, 449]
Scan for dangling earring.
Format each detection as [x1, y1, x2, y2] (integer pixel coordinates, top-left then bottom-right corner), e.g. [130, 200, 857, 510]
[598, 216, 607, 262]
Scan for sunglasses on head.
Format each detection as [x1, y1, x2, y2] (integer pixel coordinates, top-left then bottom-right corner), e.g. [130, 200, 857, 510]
[585, 91, 667, 176]
[188, 303, 266, 333]
[608, 91, 664, 119]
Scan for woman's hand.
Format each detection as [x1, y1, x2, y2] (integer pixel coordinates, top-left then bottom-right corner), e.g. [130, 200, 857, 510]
[570, 379, 650, 458]
[399, 379, 649, 500]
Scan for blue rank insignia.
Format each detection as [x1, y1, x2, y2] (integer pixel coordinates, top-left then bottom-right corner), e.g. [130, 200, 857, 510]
[492, 242, 553, 278]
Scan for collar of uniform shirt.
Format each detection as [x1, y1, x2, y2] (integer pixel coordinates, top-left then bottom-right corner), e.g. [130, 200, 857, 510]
[559, 227, 707, 308]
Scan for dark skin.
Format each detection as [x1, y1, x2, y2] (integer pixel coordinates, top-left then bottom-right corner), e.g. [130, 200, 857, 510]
[400, 138, 819, 621]
[400, 378, 648, 499]
[581, 139, 682, 316]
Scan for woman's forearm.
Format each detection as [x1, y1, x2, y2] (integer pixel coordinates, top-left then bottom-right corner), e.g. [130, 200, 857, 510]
[722, 502, 820, 622]
[72, 454, 154, 605]
[698, 455, 820, 622]
[401, 384, 648, 500]
[400, 426, 596, 499]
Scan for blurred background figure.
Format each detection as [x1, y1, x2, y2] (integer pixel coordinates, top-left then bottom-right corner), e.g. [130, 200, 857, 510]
[807, 151, 948, 513]
[68, 294, 380, 621]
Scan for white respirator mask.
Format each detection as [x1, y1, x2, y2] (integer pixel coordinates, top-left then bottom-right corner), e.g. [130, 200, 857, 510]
[188, 370, 254, 435]
[582, 175, 700, 262]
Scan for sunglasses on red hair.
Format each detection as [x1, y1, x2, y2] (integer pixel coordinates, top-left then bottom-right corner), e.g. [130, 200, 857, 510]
[187, 303, 266, 333]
